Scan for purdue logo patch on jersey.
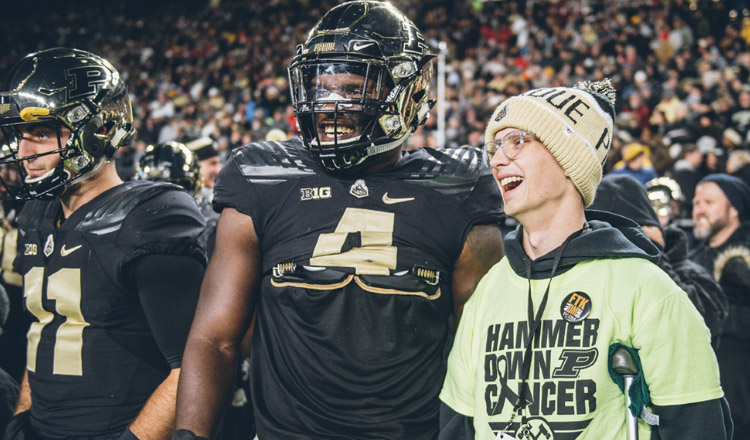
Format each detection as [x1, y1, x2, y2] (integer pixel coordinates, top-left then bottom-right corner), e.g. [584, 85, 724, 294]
[349, 179, 369, 198]
[301, 187, 332, 201]
[43, 234, 55, 257]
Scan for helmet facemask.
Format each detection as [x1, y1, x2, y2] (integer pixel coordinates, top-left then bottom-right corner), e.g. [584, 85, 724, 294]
[288, 1, 435, 174]
[0, 48, 135, 200]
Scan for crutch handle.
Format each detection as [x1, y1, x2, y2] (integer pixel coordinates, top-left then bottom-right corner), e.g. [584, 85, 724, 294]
[611, 347, 639, 376]
[611, 347, 640, 440]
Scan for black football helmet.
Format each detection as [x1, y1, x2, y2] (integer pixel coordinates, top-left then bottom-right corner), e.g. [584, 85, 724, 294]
[288, 0, 434, 173]
[0, 47, 135, 200]
[646, 176, 684, 220]
[136, 141, 200, 194]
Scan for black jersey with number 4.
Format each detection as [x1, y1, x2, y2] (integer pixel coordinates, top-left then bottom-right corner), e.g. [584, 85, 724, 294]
[213, 137, 504, 440]
[14, 181, 206, 439]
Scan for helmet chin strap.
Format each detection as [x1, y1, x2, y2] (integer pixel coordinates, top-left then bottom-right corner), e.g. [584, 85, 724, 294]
[364, 126, 414, 159]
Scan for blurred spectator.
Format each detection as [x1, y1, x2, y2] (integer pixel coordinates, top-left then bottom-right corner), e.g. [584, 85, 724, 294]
[690, 174, 750, 434]
[726, 149, 750, 188]
[0, 284, 19, 434]
[730, 87, 750, 138]
[610, 142, 658, 184]
[1, 0, 748, 226]
[186, 137, 223, 220]
[698, 135, 726, 174]
[721, 127, 744, 151]
[592, 174, 728, 346]
[673, 143, 705, 217]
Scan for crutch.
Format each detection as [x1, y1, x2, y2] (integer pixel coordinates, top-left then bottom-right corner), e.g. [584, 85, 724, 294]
[610, 346, 640, 440]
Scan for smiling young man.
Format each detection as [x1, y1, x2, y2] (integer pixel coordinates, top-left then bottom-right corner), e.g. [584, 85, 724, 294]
[173, 2, 505, 439]
[0, 48, 206, 440]
[440, 80, 732, 439]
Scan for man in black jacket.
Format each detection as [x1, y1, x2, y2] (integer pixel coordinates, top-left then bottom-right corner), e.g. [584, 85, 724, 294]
[591, 174, 728, 345]
[690, 173, 750, 433]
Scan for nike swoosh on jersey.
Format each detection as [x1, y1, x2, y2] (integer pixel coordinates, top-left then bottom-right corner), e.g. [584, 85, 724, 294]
[60, 244, 83, 257]
[382, 193, 415, 204]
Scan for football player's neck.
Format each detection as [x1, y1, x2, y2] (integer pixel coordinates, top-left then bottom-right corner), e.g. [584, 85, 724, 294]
[362, 148, 402, 175]
[59, 163, 123, 218]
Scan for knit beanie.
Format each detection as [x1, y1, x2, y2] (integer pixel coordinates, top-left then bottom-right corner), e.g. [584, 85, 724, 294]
[485, 79, 616, 206]
[699, 173, 750, 222]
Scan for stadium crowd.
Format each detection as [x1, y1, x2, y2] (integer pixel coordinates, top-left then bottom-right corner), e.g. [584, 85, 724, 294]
[1, 0, 750, 438]
[1, 0, 749, 205]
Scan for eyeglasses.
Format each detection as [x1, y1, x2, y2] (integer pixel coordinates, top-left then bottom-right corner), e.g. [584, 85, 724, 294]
[486, 130, 539, 160]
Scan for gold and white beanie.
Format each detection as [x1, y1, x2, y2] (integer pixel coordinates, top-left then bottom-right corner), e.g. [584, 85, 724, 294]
[485, 79, 616, 207]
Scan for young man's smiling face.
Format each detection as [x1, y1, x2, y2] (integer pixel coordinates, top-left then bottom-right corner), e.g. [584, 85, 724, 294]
[489, 128, 576, 221]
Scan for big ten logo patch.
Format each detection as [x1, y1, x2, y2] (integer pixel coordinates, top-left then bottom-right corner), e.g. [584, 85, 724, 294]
[24, 243, 38, 256]
[483, 319, 600, 419]
[300, 186, 332, 201]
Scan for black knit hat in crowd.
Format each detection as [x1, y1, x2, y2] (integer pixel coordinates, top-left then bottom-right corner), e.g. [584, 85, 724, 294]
[699, 173, 750, 222]
[590, 174, 662, 228]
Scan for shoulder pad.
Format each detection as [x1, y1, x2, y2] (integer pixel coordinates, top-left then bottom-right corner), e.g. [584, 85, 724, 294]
[229, 138, 316, 184]
[16, 199, 57, 235]
[401, 146, 489, 191]
[403, 146, 487, 180]
[76, 181, 183, 235]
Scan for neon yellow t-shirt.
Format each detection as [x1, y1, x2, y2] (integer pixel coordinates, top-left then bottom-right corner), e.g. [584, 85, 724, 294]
[441, 256, 723, 439]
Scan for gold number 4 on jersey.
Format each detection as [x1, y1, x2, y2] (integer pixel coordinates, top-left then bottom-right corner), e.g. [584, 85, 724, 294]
[310, 207, 397, 275]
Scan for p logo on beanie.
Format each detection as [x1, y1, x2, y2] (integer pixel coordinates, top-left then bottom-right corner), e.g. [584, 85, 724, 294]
[485, 79, 616, 207]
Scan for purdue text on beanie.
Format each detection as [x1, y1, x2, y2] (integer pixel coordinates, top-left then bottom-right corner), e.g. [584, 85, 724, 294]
[485, 79, 616, 207]
[700, 173, 750, 222]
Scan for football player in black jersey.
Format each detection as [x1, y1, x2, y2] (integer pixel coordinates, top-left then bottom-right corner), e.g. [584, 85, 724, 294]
[0, 48, 206, 440]
[175, 2, 505, 439]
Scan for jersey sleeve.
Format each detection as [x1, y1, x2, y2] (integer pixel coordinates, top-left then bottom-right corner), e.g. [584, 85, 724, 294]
[129, 254, 205, 368]
[631, 269, 724, 406]
[462, 170, 504, 227]
[117, 187, 207, 270]
[212, 148, 262, 219]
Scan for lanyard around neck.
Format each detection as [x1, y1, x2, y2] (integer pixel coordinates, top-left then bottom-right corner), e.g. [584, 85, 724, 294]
[516, 223, 588, 414]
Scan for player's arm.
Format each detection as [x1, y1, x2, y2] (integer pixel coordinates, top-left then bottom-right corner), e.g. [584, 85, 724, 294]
[175, 208, 260, 439]
[13, 370, 30, 415]
[124, 253, 206, 440]
[451, 223, 504, 327]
